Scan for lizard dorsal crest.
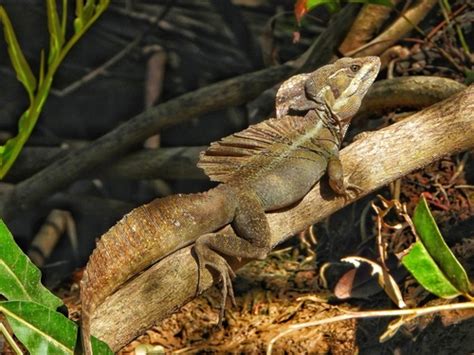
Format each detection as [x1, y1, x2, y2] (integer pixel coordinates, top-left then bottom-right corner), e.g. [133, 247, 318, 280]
[198, 114, 312, 182]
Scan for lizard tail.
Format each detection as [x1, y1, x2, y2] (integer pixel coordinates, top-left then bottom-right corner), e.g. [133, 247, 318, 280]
[80, 185, 234, 353]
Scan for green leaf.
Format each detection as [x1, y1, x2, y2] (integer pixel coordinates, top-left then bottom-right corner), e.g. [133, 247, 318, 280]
[74, 0, 84, 33]
[61, 0, 68, 38]
[0, 6, 37, 100]
[324, 1, 341, 13]
[39, 49, 46, 86]
[295, 0, 339, 23]
[307, 0, 392, 11]
[413, 195, 471, 294]
[349, 0, 393, 6]
[91, 335, 114, 355]
[0, 107, 40, 179]
[295, 0, 392, 23]
[0, 0, 109, 179]
[83, 0, 96, 24]
[307, 0, 340, 10]
[0, 220, 63, 309]
[0, 301, 77, 355]
[402, 242, 460, 298]
[46, 0, 65, 64]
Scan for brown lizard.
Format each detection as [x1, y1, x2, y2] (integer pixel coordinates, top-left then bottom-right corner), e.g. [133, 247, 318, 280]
[80, 56, 380, 350]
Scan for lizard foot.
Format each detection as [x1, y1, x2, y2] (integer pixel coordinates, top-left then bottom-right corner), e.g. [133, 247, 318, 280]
[194, 234, 237, 325]
[330, 174, 363, 201]
[341, 182, 364, 203]
[343, 181, 364, 201]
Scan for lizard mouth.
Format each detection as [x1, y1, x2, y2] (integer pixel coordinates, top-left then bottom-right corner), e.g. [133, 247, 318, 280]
[360, 56, 381, 82]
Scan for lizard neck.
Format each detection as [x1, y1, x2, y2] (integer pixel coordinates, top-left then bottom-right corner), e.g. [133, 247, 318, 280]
[308, 102, 346, 148]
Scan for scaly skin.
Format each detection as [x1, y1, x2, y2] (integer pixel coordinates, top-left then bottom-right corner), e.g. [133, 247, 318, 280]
[81, 56, 380, 351]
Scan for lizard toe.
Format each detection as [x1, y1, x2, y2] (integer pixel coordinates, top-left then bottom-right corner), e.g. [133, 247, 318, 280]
[343, 181, 364, 201]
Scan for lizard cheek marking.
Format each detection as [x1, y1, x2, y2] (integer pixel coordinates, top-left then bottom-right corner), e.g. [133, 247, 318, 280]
[327, 68, 345, 80]
[333, 98, 349, 112]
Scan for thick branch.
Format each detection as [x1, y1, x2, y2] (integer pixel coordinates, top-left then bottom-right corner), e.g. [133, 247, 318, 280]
[0, 5, 361, 220]
[7, 77, 464, 182]
[358, 76, 466, 116]
[91, 85, 474, 351]
[7, 146, 207, 182]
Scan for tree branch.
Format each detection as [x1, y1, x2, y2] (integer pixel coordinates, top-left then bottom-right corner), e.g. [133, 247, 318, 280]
[6, 146, 207, 182]
[7, 76, 464, 182]
[90, 85, 474, 351]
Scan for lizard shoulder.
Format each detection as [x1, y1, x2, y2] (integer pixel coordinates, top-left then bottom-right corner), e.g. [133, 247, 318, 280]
[197, 114, 313, 182]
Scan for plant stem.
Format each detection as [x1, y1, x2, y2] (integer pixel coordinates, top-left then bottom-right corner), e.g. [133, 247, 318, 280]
[0, 322, 23, 355]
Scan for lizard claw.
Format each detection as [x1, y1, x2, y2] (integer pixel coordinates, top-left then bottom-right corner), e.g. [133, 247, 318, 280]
[343, 181, 364, 201]
[329, 174, 363, 202]
[344, 171, 364, 201]
[217, 265, 236, 326]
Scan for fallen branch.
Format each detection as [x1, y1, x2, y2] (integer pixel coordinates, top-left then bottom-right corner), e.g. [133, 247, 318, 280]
[358, 75, 466, 117]
[90, 85, 474, 351]
[7, 146, 207, 182]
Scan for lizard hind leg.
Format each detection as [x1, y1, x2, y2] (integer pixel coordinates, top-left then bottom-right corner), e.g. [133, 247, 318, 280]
[193, 190, 272, 325]
[194, 234, 237, 324]
[193, 229, 271, 325]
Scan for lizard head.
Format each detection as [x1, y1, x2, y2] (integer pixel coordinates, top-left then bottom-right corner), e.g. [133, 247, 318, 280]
[305, 56, 381, 122]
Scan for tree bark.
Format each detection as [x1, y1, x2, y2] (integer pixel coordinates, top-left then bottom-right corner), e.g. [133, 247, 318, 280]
[90, 85, 474, 351]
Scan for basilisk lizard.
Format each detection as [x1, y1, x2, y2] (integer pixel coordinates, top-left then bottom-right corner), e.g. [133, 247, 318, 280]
[80, 56, 380, 348]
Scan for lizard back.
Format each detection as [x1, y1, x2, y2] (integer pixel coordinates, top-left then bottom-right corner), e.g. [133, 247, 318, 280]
[198, 111, 341, 209]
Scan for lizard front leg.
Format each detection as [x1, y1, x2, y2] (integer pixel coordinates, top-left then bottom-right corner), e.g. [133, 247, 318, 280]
[327, 154, 362, 199]
[194, 189, 272, 324]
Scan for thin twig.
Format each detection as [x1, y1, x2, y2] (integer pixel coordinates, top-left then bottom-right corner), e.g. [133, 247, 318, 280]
[266, 301, 474, 354]
[51, 0, 176, 97]
[51, 33, 144, 97]
[426, 3, 468, 40]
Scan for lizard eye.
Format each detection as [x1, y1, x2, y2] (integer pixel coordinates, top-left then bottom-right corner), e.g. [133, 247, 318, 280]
[350, 64, 361, 72]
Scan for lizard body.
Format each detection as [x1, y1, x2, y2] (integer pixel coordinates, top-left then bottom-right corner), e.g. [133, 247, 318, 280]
[81, 56, 380, 349]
